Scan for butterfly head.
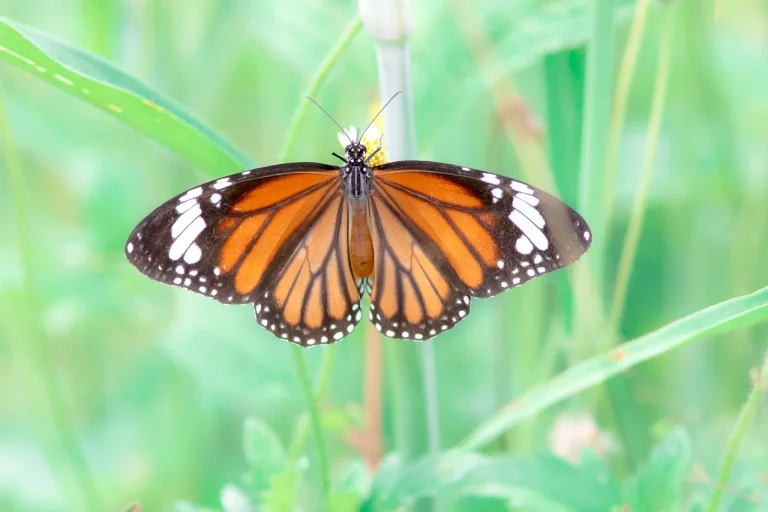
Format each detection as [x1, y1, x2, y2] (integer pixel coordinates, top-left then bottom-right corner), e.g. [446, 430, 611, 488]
[344, 142, 367, 164]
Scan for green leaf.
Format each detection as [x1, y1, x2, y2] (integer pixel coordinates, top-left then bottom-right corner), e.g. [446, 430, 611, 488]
[459, 285, 768, 450]
[365, 451, 485, 511]
[175, 502, 220, 512]
[0, 16, 250, 174]
[328, 491, 361, 512]
[622, 428, 692, 512]
[365, 450, 623, 512]
[492, 0, 636, 76]
[259, 463, 308, 512]
[452, 454, 623, 512]
[243, 417, 287, 494]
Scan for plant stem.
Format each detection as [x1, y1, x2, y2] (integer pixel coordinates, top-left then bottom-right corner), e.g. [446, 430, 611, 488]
[578, 0, 615, 288]
[278, 17, 362, 162]
[362, 0, 440, 470]
[274, 16, 362, 501]
[347, 321, 385, 471]
[706, 349, 768, 512]
[0, 81, 102, 511]
[286, 345, 337, 460]
[457, 284, 768, 451]
[603, 0, 651, 228]
[291, 347, 330, 504]
[609, 8, 672, 332]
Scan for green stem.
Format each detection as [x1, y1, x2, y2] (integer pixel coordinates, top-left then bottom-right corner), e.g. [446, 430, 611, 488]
[369, 24, 438, 463]
[275, 17, 362, 502]
[277, 17, 363, 162]
[609, 9, 672, 332]
[577, 0, 615, 274]
[291, 347, 330, 504]
[706, 349, 768, 512]
[286, 346, 337, 459]
[457, 284, 768, 451]
[602, 0, 651, 227]
[0, 82, 102, 511]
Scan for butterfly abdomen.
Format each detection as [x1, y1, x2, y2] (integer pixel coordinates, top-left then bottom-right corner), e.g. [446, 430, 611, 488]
[348, 199, 374, 278]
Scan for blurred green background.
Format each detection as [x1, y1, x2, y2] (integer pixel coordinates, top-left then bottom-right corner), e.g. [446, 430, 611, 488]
[1, 0, 768, 511]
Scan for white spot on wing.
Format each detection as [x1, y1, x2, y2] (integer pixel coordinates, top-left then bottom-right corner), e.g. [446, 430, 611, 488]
[126, 242, 134, 253]
[176, 199, 197, 214]
[213, 179, 232, 190]
[169, 217, 206, 260]
[517, 192, 540, 206]
[513, 197, 545, 228]
[481, 173, 501, 185]
[171, 204, 202, 238]
[184, 243, 202, 264]
[510, 181, 534, 194]
[584, 230, 591, 241]
[509, 210, 548, 250]
[179, 187, 203, 202]
[210, 193, 222, 205]
[515, 235, 534, 255]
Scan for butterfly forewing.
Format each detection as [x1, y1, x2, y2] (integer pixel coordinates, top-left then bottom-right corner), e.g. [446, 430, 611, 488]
[366, 161, 592, 340]
[125, 163, 365, 346]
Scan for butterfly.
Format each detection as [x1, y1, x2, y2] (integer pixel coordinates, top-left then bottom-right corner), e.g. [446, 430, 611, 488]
[125, 100, 592, 347]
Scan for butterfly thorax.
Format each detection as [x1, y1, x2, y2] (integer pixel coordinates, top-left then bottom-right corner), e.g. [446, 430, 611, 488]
[341, 142, 372, 202]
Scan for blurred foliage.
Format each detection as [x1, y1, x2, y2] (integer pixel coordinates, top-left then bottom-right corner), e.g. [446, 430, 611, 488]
[1, 0, 768, 511]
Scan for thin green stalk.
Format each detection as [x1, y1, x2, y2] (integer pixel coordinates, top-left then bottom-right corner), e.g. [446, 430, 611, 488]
[362, 0, 438, 469]
[277, 17, 363, 162]
[577, 0, 615, 273]
[420, 343, 441, 456]
[275, 17, 362, 500]
[706, 349, 768, 512]
[458, 284, 768, 450]
[609, 10, 672, 332]
[603, 0, 651, 227]
[291, 347, 330, 504]
[287, 346, 337, 459]
[0, 82, 102, 511]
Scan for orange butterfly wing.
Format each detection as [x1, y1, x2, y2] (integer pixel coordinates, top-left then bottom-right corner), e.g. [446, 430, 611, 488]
[126, 163, 363, 346]
[366, 161, 591, 340]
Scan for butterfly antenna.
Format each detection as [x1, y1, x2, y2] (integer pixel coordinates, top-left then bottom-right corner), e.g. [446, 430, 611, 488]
[305, 96, 354, 145]
[358, 91, 403, 142]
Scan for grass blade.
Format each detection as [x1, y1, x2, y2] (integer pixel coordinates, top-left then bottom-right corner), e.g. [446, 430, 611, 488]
[577, 0, 615, 288]
[458, 285, 768, 450]
[706, 349, 768, 512]
[0, 16, 249, 173]
[0, 81, 101, 511]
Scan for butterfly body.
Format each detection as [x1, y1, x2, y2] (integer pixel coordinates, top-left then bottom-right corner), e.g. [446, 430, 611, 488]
[126, 129, 592, 346]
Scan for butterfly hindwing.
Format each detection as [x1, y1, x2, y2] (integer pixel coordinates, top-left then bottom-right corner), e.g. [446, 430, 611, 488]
[366, 161, 591, 340]
[367, 190, 473, 340]
[252, 192, 365, 346]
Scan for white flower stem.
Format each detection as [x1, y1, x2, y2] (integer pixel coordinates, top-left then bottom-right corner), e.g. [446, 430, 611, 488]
[359, 0, 442, 472]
